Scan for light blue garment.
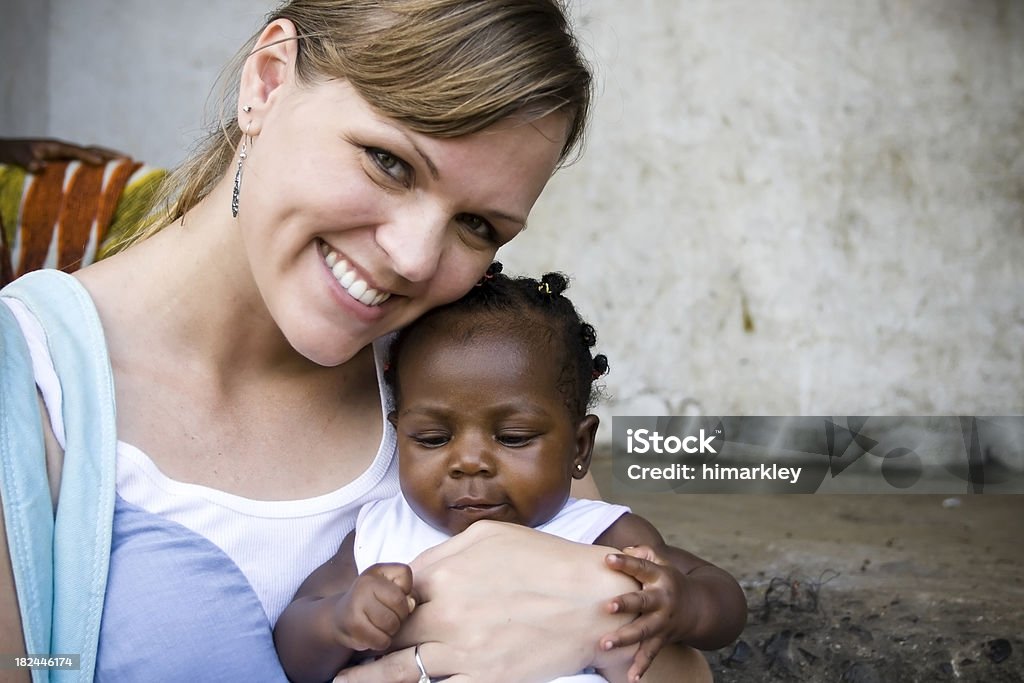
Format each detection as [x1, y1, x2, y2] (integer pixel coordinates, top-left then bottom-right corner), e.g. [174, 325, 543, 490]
[1, 270, 118, 683]
[94, 495, 288, 681]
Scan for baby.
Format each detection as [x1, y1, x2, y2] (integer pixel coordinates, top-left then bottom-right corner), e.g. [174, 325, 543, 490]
[274, 264, 746, 682]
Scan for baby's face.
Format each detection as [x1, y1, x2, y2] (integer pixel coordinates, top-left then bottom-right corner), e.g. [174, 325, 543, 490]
[392, 326, 588, 535]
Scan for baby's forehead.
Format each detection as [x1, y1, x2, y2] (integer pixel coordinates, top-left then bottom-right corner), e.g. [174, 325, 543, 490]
[413, 308, 557, 350]
[391, 310, 583, 418]
[396, 312, 563, 382]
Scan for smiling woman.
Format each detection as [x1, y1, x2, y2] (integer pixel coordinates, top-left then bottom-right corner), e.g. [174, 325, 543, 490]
[212, 71, 567, 367]
[0, 1, 716, 682]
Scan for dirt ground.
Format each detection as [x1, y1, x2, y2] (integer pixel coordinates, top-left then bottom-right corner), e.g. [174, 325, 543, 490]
[590, 455, 1024, 682]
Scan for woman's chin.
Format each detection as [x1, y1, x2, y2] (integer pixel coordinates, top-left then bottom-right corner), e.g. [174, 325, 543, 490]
[288, 330, 374, 368]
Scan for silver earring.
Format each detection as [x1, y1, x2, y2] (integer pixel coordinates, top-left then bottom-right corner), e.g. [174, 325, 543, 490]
[575, 463, 584, 472]
[231, 121, 252, 218]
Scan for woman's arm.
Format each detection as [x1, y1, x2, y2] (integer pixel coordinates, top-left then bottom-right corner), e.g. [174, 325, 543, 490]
[0, 393, 63, 683]
[0, 507, 30, 683]
[334, 521, 638, 683]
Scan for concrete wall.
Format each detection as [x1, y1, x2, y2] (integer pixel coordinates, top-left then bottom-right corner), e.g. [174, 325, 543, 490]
[3, 1, 1021, 437]
[502, 0, 1024, 427]
[2, 0, 273, 168]
[1, 0, 50, 134]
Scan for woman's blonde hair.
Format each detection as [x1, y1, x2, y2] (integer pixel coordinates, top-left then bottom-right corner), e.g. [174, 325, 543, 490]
[128, 0, 592, 245]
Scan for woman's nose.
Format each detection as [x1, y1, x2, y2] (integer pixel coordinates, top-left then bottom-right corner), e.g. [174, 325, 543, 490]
[376, 204, 447, 283]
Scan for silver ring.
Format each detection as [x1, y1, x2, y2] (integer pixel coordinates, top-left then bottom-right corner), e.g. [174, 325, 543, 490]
[414, 643, 430, 683]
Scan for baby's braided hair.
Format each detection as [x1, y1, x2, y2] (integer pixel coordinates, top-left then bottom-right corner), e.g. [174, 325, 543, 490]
[386, 262, 608, 418]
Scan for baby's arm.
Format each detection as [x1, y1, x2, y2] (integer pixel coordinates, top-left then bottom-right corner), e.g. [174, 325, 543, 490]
[594, 513, 747, 682]
[273, 531, 415, 683]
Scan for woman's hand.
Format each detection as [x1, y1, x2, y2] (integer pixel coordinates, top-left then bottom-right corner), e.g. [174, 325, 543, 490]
[333, 521, 638, 683]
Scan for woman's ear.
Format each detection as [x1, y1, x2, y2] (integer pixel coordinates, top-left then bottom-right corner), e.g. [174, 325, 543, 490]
[572, 414, 600, 479]
[237, 18, 300, 134]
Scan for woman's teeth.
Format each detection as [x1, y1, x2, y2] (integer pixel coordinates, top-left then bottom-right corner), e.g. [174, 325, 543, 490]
[321, 243, 391, 307]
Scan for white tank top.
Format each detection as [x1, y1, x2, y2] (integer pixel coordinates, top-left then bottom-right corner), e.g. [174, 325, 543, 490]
[3, 295, 400, 625]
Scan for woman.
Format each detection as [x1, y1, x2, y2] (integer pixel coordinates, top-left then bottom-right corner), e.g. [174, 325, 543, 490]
[0, 1, 716, 680]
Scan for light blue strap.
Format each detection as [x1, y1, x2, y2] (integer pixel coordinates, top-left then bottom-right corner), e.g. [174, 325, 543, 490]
[0, 296, 54, 683]
[2, 270, 118, 682]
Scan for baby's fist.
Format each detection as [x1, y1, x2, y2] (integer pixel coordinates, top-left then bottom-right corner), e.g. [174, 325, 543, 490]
[336, 563, 415, 651]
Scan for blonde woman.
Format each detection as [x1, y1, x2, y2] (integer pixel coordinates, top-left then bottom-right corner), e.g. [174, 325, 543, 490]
[0, 2, 716, 680]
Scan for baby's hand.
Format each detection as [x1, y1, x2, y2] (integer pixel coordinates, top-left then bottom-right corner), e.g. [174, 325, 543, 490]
[334, 562, 415, 653]
[601, 546, 686, 682]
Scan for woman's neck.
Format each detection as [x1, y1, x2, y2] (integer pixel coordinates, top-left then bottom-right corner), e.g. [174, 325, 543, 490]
[76, 194, 332, 395]
[73, 188, 384, 499]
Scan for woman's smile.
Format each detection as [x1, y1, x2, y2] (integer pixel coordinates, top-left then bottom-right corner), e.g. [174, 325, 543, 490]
[318, 239, 392, 307]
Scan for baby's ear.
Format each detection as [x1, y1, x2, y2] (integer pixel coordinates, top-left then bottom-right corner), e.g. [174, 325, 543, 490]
[572, 414, 600, 479]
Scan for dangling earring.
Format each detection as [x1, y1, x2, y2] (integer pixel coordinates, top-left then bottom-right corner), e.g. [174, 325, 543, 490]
[232, 110, 253, 218]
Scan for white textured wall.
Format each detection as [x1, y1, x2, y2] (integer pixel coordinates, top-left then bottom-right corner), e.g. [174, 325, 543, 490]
[3, 1, 1022, 435]
[502, 0, 1024, 429]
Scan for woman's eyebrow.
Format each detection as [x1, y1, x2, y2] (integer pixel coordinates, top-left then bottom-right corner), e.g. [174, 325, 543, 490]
[411, 140, 439, 180]
[491, 210, 527, 228]
[388, 123, 439, 180]
[381, 120, 526, 227]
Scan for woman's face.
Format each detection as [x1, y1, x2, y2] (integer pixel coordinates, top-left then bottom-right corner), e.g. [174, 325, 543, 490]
[237, 78, 567, 366]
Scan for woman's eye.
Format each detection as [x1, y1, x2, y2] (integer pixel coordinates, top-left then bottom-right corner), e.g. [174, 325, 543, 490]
[456, 213, 496, 241]
[368, 148, 411, 185]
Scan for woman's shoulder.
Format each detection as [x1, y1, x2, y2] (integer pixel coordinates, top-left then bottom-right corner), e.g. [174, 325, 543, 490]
[2, 274, 97, 444]
[2, 270, 112, 407]
[2, 269, 101, 336]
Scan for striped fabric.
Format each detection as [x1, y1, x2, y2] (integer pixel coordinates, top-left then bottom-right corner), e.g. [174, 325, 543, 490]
[0, 159, 166, 286]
